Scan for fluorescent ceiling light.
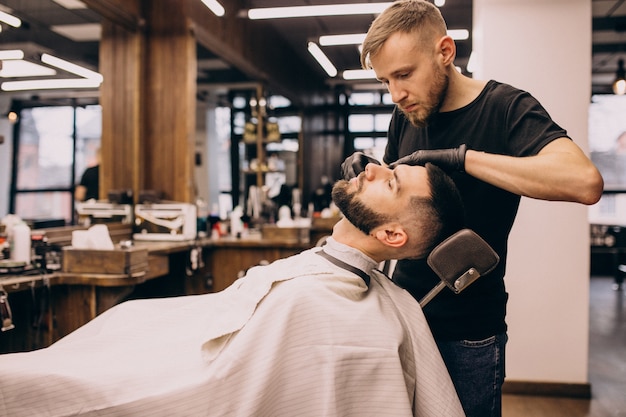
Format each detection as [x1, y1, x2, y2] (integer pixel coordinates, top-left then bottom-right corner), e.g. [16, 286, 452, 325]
[1, 78, 101, 91]
[343, 69, 376, 80]
[0, 10, 21, 27]
[51, 23, 101, 41]
[0, 49, 103, 90]
[248, 3, 393, 19]
[0, 49, 24, 60]
[447, 29, 469, 40]
[41, 53, 103, 82]
[308, 42, 337, 77]
[0, 60, 57, 78]
[466, 51, 477, 73]
[51, 0, 87, 9]
[342, 64, 464, 80]
[201, 0, 225, 17]
[319, 34, 366, 46]
[321, 29, 468, 46]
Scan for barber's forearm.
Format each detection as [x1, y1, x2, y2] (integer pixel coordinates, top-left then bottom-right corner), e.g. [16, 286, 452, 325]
[464, 139, 603, 205]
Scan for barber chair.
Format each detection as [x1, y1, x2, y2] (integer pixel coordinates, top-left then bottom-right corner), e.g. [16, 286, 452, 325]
[377, 229, 499, 306]
[315, 228, 498, 306]
[420, 228, 499, 307]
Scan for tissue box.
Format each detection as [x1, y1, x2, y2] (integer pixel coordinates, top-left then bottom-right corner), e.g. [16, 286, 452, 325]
[62, 246, 148, 275]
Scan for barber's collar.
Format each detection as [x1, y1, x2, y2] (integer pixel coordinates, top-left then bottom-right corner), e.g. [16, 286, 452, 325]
[317, 237, 379, 286]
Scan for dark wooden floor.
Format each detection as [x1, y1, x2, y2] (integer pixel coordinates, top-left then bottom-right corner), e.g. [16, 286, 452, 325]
[502, 276, 626, 417]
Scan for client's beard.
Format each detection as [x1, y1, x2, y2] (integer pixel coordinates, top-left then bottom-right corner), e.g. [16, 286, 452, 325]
[331, 179, 390, 235]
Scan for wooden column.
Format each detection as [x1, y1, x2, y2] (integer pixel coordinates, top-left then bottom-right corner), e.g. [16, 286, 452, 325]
[98, 14, 145, 201]
[142, 1, 197, 203]
[95, 0, 196, 203]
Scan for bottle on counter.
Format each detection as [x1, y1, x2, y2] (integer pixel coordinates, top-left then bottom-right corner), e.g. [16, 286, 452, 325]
[11, 222, 31, 264]
[196, 198, 209, 238]
[0, 231, 8, 260]
[230, 206, 244, 238]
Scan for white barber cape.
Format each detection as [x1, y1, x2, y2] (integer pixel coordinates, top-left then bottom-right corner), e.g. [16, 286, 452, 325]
[0, 237, 464, 417]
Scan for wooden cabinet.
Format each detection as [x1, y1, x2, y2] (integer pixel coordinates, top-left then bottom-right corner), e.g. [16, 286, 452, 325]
[207, 238, 309, 292]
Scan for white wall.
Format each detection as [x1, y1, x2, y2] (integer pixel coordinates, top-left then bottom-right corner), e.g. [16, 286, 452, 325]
[473, 0, 591, 384]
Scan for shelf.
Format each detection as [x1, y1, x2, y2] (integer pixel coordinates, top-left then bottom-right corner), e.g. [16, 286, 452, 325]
[242, 169, 285, 175]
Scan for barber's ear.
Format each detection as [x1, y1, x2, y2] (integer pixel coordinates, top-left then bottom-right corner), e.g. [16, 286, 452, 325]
[373, 224, 407, 248]
[436, 35, 456, 66]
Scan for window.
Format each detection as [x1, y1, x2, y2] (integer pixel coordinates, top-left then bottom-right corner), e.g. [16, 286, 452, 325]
[11, 104, 101, 225]
[346, 91, 394, 161]
[588, 94, 626, 226]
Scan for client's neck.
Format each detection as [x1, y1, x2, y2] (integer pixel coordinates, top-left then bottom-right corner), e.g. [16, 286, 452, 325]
[331, 218, 387, 263]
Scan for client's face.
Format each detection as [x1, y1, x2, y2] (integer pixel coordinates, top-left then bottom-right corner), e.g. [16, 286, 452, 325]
[332, 164, 431, 234]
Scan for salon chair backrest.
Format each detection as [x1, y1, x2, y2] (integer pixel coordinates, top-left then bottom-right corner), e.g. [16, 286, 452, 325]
[420, 229, 499, 307]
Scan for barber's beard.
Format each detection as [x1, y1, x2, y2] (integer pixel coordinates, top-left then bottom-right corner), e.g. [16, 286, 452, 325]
[403, 67, 449, 128]
[331, 179, 390, 235]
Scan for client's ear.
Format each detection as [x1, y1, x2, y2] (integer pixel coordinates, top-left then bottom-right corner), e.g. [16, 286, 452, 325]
[373, 224, 407, 248]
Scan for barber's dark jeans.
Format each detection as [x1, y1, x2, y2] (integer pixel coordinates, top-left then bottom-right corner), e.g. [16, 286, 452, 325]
[436, 333, 507, 417]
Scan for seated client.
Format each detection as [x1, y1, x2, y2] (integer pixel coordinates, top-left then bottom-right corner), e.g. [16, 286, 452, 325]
[0, 163, 466, 417]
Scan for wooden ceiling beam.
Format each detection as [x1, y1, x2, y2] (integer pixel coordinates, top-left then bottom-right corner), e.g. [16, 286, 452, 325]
[186, 0, 327, 106]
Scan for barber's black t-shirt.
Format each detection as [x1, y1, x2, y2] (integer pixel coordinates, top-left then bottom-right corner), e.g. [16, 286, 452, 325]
[79, 165, 100, 201]
[384, 80, 568, 340]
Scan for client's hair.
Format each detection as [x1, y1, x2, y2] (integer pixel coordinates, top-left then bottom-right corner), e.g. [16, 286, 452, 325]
[404, 163, 465, 258]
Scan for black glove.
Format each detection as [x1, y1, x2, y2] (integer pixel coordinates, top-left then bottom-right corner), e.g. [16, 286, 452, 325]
[389, 144, 467, 172]
[341, 152, 381, 180]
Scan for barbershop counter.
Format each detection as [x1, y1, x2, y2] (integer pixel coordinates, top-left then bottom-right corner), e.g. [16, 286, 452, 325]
[0, 227, 323, 354]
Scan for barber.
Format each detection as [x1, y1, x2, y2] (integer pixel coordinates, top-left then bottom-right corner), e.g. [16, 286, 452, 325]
[75, 148, 100, 202]
[342, 1, 604, 417]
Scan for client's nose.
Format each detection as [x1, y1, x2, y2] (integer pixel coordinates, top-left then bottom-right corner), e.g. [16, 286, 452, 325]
[364, 163, 378, 180]
[364, 162, 387, 180]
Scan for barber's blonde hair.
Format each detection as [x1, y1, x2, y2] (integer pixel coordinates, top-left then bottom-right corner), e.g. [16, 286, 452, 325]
[360, 0, 448, 70]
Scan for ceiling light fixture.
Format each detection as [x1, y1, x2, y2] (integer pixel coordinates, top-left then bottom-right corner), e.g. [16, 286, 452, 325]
[51, 0, 87, 9]
[248, 3, 393, 19]
[466, 51, 477, 74]
[1, 78, 102, 92]
[342, 69, 376, 80]
[319, 34, 366, 46]
[0, 49, 24, 60]
[320, 29, 468, 47]
[613, 59, 626, 95]
[201, 0, 225, 17]
[447, 29, 469, 40]
[307, 42, 337, 77]
[0, 10, 21, 27]
[51, 23, 101, 42]
[0, 52, 103, 91]
[0, 60, 56, 77]
[40, 53, 103, 82]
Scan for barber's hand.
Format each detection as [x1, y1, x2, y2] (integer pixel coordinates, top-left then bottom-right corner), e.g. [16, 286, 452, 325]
[341, 152, 381, 180]
[389, 144, 467, 172]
